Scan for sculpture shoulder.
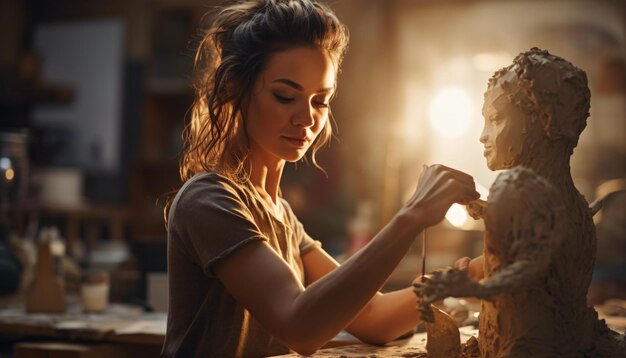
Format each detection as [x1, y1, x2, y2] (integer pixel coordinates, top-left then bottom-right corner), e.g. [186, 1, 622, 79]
[489, 166, 555, 208]
[486, 166, 562, 231]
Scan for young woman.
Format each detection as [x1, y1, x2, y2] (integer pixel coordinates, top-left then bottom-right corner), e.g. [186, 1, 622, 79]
[162, 1, 479, 356]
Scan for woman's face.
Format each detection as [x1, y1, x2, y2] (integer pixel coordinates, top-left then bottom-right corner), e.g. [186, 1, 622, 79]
[245, 46, 336, 165]
[480, 76, 527, 171]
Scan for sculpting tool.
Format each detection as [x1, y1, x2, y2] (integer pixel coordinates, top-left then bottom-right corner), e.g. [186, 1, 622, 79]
[421, 229, 426, 281]
[419, 229, 462, 358]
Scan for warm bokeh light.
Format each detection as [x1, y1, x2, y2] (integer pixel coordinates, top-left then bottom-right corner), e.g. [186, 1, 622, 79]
[446, 203, 468, 228]
[429, 87, 473, 138]
[472, 51, 512, 72]
[445, 182, 489, 229]
[5, 168, 14, 181]
[476, 182, 489, 200]
[1, 158, 14, 182]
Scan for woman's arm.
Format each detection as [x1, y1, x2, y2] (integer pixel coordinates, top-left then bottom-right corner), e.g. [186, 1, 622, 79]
[214, 165, 478, 355]
[301, 246, 420, 345]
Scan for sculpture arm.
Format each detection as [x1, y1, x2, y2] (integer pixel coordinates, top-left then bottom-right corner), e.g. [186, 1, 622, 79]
[416, 167, 565, 315]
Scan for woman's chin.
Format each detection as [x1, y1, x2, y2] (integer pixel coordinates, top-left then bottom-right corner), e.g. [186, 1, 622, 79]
[284, 151, 307, 163]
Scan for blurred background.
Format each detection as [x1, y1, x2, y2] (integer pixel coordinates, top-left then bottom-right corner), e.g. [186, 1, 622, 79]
[0, 0, 625, 355]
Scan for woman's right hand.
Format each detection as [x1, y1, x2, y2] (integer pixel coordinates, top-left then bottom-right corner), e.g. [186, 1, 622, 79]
[398, 164, 479, 233]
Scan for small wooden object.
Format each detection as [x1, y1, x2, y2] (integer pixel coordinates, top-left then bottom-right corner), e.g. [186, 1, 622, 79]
[26, 239, 66, 313]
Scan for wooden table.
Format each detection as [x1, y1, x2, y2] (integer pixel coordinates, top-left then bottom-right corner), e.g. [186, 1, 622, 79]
[0, 296, 164, 357]
[270, 299, 626, 357]
[270, 327, 479, 357]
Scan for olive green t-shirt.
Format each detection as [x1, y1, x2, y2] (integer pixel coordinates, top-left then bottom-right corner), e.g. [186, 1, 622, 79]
[161, 172, 320, 357]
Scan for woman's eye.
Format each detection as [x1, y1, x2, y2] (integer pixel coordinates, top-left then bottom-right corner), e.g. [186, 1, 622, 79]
[314, 101, 329, 108]
[274, 94, 294, 104]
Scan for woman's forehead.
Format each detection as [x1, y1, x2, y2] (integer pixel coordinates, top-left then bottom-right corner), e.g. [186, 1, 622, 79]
[260, 47, 336, 92]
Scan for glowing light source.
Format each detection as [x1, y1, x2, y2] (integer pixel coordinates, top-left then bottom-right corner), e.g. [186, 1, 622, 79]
[5, 168, 14, 181]
[1, 158, 14, 182]
[476, 182, 489, 200]
[445, 182, 490, 229]
[446, 203, 468, 228]
[429, 87, 472, 138]
[473, 51, 512, 72]
[0, 157, 11, 170]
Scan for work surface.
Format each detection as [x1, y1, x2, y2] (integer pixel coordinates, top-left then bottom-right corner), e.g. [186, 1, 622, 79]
[0, 295, 165, 346]
[1, 295, 624, 357]
[271, 299, 626, 357]
[270, 327, 478, 357]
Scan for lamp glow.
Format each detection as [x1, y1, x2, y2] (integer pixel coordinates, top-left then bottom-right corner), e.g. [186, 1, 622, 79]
[5, 168, 14, 181]
[445, 203, 468, 228]
[429, 87, 472, 138]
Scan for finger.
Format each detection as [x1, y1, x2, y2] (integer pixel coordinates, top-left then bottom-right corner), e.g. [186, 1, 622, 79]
[432, 164, 476, 185]
[414, 168, 476, 205]
[410, 177, 454, 206]
[437, 180, 479, 205]
[455, 257, 471, 270]
[456, 186, 481, 204]
[470, 199, 488, 208]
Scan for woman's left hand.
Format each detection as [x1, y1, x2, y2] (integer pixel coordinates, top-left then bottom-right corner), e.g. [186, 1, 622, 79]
[454, 255, 485, 281]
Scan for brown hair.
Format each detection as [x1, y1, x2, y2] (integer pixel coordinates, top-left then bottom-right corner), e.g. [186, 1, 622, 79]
[165, 0, 349, 224]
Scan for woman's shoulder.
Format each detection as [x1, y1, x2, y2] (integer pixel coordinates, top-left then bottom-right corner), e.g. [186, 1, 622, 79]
[170, 172, 251, 218]
[182, 171, 244, 194]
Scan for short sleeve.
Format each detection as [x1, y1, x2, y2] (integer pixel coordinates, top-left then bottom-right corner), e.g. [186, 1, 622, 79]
[169, 175, 268, 277]
[280, 199, 322, 254]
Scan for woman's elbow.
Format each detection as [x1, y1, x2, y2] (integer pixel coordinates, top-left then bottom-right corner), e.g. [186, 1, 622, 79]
[355, 333, 392, 346]
[291, 345, 320, 357]
[351, 326, 411, 346]
[287, 339, 326, 356]
[281, 330, 331, 356]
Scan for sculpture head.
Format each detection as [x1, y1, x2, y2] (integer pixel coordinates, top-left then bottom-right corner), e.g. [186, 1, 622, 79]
[480, 48, 590, 171]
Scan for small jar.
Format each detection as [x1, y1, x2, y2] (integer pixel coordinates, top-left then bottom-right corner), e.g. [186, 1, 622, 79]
[81, 270, 109, 312]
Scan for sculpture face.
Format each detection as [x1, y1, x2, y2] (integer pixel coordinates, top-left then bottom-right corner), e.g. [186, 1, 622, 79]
[480, 76, 527, 171]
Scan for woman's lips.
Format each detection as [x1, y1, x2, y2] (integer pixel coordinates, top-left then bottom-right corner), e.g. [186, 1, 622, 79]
[282, 136, 308, 147]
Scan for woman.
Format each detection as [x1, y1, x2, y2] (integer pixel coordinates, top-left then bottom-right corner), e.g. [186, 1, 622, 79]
[162, 0, 479, 356]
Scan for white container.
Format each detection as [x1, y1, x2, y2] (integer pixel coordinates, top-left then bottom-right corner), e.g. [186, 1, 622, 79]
[81, 271, 109, 312]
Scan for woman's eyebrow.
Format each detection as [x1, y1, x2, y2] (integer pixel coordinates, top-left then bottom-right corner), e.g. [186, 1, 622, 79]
[273, 78, 303, 90]
[272, 78, 334, 94]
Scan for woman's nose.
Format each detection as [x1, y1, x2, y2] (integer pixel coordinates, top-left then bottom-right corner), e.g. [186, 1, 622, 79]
[292, 105, 315, 127]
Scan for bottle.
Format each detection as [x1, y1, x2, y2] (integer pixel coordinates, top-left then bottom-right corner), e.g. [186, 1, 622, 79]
[26, 228, 66, 313]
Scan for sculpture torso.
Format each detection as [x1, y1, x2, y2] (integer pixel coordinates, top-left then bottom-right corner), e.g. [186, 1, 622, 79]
[479, 168, 601, 357]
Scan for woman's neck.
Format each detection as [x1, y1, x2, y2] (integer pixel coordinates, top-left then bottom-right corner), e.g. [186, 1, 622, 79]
[248, 152, 285, 204]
